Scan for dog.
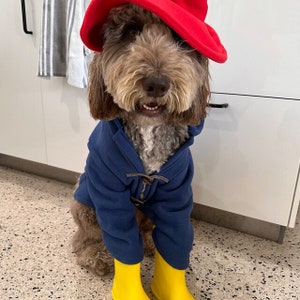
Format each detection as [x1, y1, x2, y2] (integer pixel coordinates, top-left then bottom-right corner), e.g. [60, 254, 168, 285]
[71, 3, 210, 277]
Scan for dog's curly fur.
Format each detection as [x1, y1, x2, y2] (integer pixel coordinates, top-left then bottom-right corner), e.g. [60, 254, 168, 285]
[71, 4, 210, 276]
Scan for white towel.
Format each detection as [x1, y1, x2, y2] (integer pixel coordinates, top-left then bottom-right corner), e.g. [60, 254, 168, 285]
[38, 0, 92, 88]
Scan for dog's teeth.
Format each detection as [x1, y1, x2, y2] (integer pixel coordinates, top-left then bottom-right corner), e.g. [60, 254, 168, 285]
[143, 104, 158, 111]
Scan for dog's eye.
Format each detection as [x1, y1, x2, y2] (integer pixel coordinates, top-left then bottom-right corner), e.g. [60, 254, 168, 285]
[122, 22, 143, 41]
[171, 30, 182, 42]
[128, 27, 140, 37]
[171, 30, 190, 49]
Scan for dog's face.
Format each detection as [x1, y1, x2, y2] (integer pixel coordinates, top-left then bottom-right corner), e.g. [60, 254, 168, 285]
[89, 4, 210, 126]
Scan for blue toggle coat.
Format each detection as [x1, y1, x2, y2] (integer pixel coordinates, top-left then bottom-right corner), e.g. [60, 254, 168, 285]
[74, 118, 204, 269]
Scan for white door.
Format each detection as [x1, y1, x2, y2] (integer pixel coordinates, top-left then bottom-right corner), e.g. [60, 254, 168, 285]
[0, 1, 46, 163]
[192, 94, 300, 227]
[207, 0, 300, 99]
[194, 0, 300, 227]
[41, 78, 96, 173]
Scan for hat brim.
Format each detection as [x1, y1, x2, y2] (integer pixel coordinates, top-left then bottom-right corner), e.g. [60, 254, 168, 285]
[80, 0, 227, 63]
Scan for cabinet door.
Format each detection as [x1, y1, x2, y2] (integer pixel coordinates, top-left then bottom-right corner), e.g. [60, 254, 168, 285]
[0, 1, 46, 163]
[191, 94, 300, 227]
[41, 78, 96, 173]
[207, 0, 300, 99]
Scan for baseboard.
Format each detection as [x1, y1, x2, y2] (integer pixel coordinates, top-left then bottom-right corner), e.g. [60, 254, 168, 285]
[0, 154, 79, 185]
[0, 153, 285, 243]
[192, 203, 285, 243]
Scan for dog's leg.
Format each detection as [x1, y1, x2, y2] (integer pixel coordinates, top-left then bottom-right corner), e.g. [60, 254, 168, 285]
[135, 209, 155, 257]
[70, 200, 114, 276]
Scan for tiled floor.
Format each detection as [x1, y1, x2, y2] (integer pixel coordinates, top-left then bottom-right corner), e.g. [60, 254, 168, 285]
[0, 166, 299, 299]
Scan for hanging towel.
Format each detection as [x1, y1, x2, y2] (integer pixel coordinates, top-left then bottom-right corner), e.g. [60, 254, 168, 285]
[38, 0, 68, 78]
[66, 0, 92, 88]
[38, 0, 92, 88]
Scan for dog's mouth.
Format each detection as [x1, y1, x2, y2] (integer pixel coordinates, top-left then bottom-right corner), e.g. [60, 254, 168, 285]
[136, 102, 165, 117]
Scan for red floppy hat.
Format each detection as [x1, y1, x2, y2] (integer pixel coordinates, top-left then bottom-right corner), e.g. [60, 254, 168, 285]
[80, 0, 227, 63]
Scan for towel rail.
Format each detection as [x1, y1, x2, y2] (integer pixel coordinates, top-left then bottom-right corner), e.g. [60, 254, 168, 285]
[20, 0, 33, 34]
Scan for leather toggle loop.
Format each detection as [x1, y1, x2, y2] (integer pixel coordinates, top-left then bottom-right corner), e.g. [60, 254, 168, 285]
[126, 173, 169, 185]
[126, 173, 169, 207]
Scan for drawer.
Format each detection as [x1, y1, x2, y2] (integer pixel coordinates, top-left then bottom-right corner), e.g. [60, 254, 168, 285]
[192, 94, 300, 226]
[207, 0, 300, 99]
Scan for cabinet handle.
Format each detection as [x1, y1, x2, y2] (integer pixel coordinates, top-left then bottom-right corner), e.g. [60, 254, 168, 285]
[208, 103, 229, 108]
[20, 0, 33, 34]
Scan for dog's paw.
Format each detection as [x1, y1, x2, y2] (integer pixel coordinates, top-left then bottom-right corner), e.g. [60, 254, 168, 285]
[77, 254, 114, 276]
[76, 242, 114, 276]
[86, 256, 114, 276]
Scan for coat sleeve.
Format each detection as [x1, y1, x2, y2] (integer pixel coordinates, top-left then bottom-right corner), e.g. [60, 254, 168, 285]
[75, 147, 144, 265]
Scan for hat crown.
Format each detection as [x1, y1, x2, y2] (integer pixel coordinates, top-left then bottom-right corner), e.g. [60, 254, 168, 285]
[80, 0, 227, 63]
[172, 0, 208, 21]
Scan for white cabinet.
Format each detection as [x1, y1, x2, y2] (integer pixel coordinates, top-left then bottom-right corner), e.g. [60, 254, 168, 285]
[191, 0, 300, 228]
[0, 1, 95, 173]
[0, 1, 46, 163]
[207, 0, 300, 99]
[41, 79, 96, 172]
[192, 95, 300, 227]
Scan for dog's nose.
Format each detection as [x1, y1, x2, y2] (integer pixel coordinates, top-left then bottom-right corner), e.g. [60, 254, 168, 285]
[142, 76, 170, 98]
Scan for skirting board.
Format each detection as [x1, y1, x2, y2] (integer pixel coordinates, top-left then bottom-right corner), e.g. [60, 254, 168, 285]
[192, 204, 285, 244]
[0, 153, 286, 243]
[0, 154, 79, 185]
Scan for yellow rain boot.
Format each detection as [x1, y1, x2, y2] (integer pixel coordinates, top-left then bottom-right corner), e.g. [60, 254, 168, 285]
[151, 250, 195, 300]
[111, 259, 150, 300]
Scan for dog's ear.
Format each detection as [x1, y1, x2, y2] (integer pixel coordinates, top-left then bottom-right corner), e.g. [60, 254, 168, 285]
[173, 56, 211, 126]
[181, 81, 210, 126]
[88, 53, 120, 120]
